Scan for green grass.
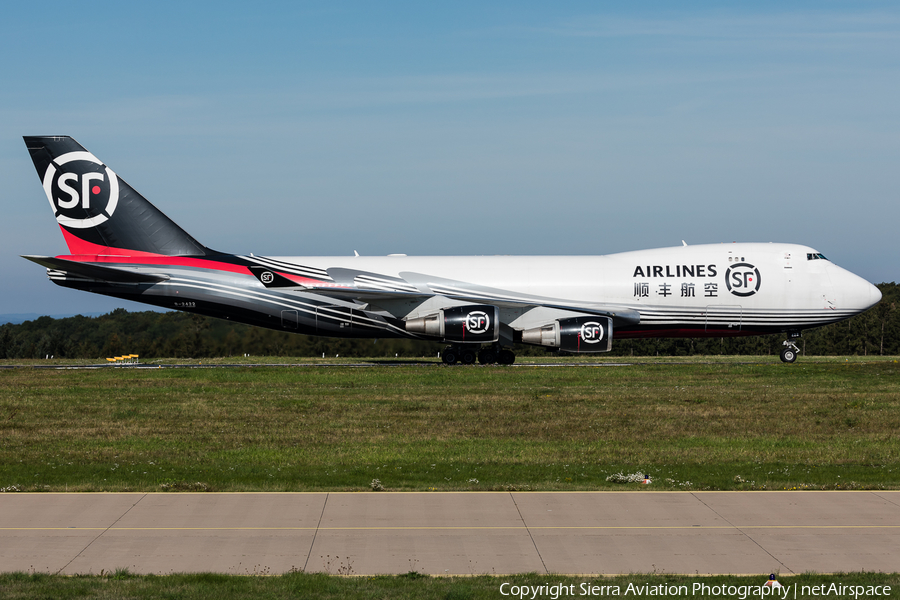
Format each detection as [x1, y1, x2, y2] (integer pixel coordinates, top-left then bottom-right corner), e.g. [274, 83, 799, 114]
[0, 359, 898, 492]
[1, 571, 898, 600]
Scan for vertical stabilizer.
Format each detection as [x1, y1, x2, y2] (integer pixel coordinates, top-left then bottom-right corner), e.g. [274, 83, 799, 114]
[23, 136, 210, 257]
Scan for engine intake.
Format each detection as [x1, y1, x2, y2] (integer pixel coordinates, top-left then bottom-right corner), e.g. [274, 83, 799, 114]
[521, 316, 613, 353]
[404, 304, 499, 343]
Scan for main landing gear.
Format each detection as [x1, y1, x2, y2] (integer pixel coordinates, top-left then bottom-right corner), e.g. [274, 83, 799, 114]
[780, 331, 801, 363]
[441, 344, 515, 365]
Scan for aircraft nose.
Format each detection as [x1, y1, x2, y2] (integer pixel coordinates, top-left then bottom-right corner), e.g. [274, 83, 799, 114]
[867, 281, 883, 308]
[832, 267, 881, 311]
[855, 277, 882, 310]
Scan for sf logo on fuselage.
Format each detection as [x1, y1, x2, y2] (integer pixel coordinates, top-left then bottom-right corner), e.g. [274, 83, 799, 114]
[465, 311, 490, 334]
[580, 321, 604, 344]
[41, 151, 120, 229]
[725, 262, 761, 297]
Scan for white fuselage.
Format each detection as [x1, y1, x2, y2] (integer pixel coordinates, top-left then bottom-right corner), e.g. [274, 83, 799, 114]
[262, 242, 881, 336]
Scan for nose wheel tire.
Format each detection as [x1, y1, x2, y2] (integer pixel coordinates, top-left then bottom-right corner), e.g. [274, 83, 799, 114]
[780, 348, 797, 363]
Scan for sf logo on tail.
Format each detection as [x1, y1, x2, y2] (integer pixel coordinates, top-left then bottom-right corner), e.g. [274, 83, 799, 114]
[41, 151, 119, 229]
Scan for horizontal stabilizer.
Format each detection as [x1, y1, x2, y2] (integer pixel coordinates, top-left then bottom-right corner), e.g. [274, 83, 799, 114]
[22, 255, 168, 284]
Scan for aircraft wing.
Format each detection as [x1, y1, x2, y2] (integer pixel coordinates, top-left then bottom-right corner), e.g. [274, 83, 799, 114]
[247, 260, 640, 326]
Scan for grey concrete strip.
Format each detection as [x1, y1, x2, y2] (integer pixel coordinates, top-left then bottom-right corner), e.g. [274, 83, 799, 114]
[63, 493, 327, 575]
[739, 529, 899, 574]
[510, 492, 775, 575]
[308, 492, 545, 575]
[0, 493, 144, 528]
[317, 491, 524, 528]
[0, 531, 103, 574]
[511, 491, 731, 527]
[0, 491, 898, 575]
[691, 491, 900, 574]
[65, 529, 318, 575]
[530, 528, 772, 575]
[309, 529, 544, 576]
[113, 493, 328, 529]
[0, 493, 148, 573]
[697, 490, 900, 527]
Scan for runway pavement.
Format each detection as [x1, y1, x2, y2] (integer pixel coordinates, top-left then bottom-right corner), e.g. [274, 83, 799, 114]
[1, 491, 897, 576]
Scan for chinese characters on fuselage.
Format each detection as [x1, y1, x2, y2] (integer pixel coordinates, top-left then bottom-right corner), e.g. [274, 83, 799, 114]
[632, 264, 719, 299]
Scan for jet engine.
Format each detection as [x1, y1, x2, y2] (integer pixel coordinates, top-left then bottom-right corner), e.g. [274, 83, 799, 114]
[404, 304, 499, 343]
[521, 316, 613, 353]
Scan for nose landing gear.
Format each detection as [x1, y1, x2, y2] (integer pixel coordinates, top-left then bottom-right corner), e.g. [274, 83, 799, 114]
[780, 331, 801, 363]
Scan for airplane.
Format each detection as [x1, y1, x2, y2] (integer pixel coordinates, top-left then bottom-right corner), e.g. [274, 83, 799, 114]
[21, 136, 882, 364]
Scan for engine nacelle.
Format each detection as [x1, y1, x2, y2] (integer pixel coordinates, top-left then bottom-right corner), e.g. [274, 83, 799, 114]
[521, 316, 613, 353]
[404, 304, 499, 343]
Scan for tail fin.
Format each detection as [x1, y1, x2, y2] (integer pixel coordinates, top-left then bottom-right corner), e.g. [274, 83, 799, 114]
[23, 136, 210, 257]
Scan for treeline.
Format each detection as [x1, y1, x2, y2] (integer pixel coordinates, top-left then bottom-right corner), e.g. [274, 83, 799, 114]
[1, 283, 897, 359]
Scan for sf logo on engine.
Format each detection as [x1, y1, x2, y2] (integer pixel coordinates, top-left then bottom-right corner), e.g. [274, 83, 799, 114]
[580, 321, 605, 343]
[41, 151, 120, 229]
[465, 311, 491, 334]
[725, 262, 761, 297]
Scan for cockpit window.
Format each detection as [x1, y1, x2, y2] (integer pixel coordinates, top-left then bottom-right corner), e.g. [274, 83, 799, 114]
[806, 253, 828, 261]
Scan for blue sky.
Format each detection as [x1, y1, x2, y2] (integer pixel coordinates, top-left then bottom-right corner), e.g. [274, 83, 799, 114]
[1, 1, 898, 316]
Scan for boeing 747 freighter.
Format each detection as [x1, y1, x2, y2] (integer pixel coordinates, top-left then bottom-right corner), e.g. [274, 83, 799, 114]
[22, 136, 881, 364]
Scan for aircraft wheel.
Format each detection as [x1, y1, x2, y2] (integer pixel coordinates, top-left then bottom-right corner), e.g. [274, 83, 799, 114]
[442, 348, 458, 365]
[478, 349, 497, 365]
[780, 348, 797, 363]
[497, 349, 516, 365]
[460, 349, 477, 365]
